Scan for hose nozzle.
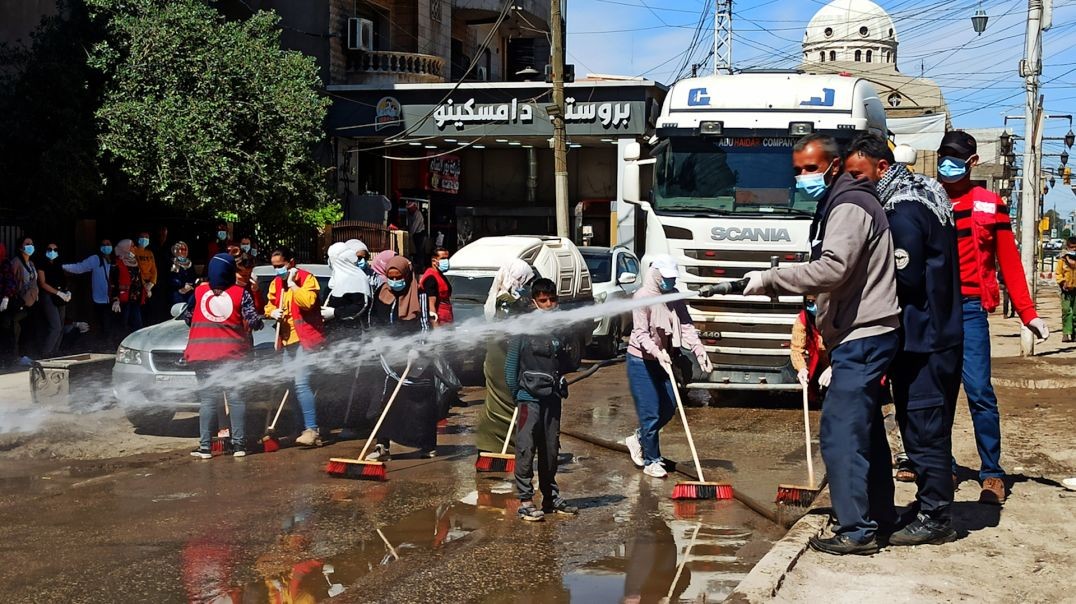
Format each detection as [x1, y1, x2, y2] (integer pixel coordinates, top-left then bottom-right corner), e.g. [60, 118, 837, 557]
[697, 278, 749, 298]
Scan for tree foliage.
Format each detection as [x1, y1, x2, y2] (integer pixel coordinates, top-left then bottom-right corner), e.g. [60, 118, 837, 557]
[87, 0, 339, 228]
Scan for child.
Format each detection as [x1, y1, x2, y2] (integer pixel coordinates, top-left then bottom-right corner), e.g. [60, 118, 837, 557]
[505, 278, 578, 522]
[789, 295, 830, 405]
[1055, 237, 1076, 343]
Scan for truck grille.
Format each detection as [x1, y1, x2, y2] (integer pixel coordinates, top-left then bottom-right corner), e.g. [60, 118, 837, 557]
[712, 353, 791, 369]
[684, 249, 808, 263]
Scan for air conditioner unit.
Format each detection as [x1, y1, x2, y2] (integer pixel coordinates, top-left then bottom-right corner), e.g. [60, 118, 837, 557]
[347, 18, 374, 51]
[476, 66, 488, 81]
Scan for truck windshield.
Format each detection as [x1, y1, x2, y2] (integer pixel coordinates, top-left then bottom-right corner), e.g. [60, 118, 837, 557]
[654, 136, 815, 216]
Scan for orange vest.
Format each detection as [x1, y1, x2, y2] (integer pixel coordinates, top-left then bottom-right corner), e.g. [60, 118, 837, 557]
[420, 267, 453, 324]
[184, 284, 250, 362]
[271, 269, 325, 350]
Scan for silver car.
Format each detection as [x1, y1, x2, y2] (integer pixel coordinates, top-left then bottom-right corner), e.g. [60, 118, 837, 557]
[112, 264, 332, 431]
[580, 246, 641, 358]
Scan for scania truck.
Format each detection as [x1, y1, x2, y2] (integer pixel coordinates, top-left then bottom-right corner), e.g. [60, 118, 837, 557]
[622, 71, 887, 392]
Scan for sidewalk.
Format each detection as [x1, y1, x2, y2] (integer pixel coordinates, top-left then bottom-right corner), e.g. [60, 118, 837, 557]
[744, 288, 1076, 603]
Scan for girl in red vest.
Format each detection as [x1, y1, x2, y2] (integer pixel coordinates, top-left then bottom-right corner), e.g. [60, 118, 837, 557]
[420, 247, 454, 326]
[109, 239, 147, 341]
[790, 295, 830, 405]
[184, 253, 263, 458]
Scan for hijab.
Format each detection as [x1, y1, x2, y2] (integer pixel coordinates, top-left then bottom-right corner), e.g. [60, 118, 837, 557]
[378, 255, 421, 320]
[327, 241, 371, 297]
[207, 253, 237, 290]
[115, 239, 138, 268]
[483, 259, 534, 320]
[634, 259, 686, 349]
[371, 250, 396, 279]
[171, 241, 192, 271]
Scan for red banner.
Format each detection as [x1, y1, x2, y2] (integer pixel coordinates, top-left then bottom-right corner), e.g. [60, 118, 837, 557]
[426, 155, 460, 194]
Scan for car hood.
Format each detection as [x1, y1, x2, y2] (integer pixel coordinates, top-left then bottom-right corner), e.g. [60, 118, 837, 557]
[120, 317, 276, 352]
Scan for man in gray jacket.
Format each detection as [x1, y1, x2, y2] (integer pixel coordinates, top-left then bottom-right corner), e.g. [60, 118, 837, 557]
[744, 133, 901, 555]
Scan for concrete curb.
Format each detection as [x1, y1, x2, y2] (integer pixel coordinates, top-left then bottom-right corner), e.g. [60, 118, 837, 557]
[727, 494, 829, 603]
[992, 377, 1076, 390]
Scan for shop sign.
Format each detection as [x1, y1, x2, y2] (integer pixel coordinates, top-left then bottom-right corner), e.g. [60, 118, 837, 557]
[374, 96, 402, 131]
[427, 154, 460, 194]
[433, 97, 632, 130]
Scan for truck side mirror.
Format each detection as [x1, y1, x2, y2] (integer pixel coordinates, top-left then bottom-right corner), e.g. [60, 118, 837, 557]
[617, 272, 637, 285]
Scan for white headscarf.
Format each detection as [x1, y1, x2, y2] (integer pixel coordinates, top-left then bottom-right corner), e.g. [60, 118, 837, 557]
[327, 241, 371, 297]
[483, 259, 534, 320]
[115, 239, 137, 267]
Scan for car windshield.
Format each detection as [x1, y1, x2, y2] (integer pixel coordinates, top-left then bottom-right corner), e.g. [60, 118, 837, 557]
[581, 252, 612, 282]
[445, 275, 494, 302]
[654, 136, 816, 216]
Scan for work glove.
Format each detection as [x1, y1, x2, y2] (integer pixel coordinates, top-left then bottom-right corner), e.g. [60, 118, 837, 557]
[797, 368, 809, 385]
[818, 366, 833, 388]
[407, 348, 421, 364]
[742, 271, 766, 296]
[269, 308, 284, 320]
[321, 306, 335, 321]
[1026, 317, 1050, 341]
[1, 297, 8, 313]
[111, 300, 121, 313]
[697, 354, 713, 374]
[654, 349, 672, 367]
[286, 267, 299, 289]
[58, 291, 72, 303]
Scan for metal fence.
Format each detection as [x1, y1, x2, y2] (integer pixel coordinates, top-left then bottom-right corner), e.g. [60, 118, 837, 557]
[327, 220, 405, 255]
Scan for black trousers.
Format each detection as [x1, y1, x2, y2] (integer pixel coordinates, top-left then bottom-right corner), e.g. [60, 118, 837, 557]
[889, 345, 962, 523]
[513, 397, 562, 505]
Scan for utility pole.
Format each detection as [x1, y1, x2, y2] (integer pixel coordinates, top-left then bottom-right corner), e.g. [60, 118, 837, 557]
[551, 0, 569, 238]
[1018, 0, 1043, 356]
[714, 0, 733, 74]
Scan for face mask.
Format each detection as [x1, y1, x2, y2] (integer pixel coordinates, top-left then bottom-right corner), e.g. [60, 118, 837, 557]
[22, 245, 34, 256]
[175, 255, 187, 262]
[795, 173, 830, 200]
[217, 230, 228, 240]
[45, 250, 59, 261]
[356, 258, 368, 269]
[388, 278, 406, 292]
[240, 244, 251, 253]
[274, 267, 289, 277]
[137, 238, 150, 248]
[101, 245, 113, 255]
[250, 249, 257, 257]
[437, 259, 450, 272]
[937, 156, 968, 183]
[806, 302, 817, 314]
[659, 277, 677, 292]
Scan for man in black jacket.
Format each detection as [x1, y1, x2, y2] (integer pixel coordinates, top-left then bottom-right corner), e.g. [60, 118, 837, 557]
[844, 133, 963, 546]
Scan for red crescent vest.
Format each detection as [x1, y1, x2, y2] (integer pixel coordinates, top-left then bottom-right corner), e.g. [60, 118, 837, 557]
[184, 284, 250, 362]
[116, 262, 147, 305]
[420, 267, 453, 324]
[271, 269, 326, 350]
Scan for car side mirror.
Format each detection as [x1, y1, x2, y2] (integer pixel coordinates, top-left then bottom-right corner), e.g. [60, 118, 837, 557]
[170, 302, 187, 319]
[618, 272, 637, 285]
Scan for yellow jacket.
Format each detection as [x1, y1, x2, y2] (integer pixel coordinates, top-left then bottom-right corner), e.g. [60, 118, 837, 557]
[134, 246, 157, 286]
[264, 272, 320, 347]
[1057, 255, 1076, 290]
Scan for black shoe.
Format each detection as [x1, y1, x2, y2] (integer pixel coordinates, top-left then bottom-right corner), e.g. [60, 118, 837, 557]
[518, 502, 545, 522]
[808, 534, 880, 556]
[543, 500, 579, 516]
[887, 514, 957, 546]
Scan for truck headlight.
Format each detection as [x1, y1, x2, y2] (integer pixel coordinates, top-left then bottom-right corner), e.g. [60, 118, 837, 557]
[116, 345, 143, 365]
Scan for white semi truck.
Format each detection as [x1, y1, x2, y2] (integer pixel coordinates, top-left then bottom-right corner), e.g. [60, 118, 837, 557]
[621, 71, 887, 391]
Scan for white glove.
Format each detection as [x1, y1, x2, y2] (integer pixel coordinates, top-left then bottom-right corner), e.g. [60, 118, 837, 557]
[818, 366, 833, 388]
[111, 300, 121, 313]
[697, 354, 713, 374]
[321, 306, 335, 320]
[145, 282, 154, 292]
[58, 291, 72, 303]
[743, 271, 766, 296]
[1026, 317, 1050, 341]
[654, 349, 672, 367]
[269, 308, 284, 320]
[797, 368, 809, 385]
[407, 348, 421, 364]
[286, 267, 299, 288]
[1, 297, 9, 312]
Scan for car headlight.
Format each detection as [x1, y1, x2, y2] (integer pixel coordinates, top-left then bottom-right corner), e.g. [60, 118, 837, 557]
[116, 345, 143, 365]
[596, 291, 608, 303]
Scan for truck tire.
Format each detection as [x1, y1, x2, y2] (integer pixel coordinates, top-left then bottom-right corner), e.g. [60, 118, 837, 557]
[124, 408, 175, 433]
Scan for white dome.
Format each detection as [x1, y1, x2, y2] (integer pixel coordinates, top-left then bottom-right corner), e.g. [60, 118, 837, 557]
[804, 0, 898, 46]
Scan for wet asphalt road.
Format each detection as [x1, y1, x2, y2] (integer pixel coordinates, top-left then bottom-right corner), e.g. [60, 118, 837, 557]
[0, 362, 819, 603]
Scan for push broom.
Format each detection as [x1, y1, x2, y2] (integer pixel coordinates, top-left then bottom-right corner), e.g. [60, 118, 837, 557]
[663, 363, 733, 501]
[475, 406, 518, 473]
[259, 389, 290, 453]
[325, 359, 413, 480]
[776, 380, 820, 507]
[211, 392, 231, 456]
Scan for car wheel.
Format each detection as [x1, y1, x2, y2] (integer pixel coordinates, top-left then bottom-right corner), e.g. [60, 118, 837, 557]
[124, 408, 175, 433]
[566, 333, 585, 370]
[595, 320, 622, 359]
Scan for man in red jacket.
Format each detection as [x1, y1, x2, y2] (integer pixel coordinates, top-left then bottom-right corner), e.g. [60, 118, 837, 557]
[936, 131, 1050, 505]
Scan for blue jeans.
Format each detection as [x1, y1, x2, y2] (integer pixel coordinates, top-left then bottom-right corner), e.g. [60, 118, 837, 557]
[194, 367, 245, 450]
[627, 354, 677, 466]
[283, 344, 317, 430]
[820, 331, 899, 542]
[958, 298, 1003, 481]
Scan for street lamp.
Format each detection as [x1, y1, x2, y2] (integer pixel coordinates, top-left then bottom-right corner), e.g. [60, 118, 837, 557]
[971, 4, 989, 35]
[1050, 176, 1056, 188]
[1066, 130, 1075, 149]
[1062, 150, 1070, 167]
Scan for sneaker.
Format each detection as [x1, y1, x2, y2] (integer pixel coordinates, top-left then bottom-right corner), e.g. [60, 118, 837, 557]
[1062, 477, 1076, 491]
[295, 429, 320, 447]
[979, 477, 1006, 505]
[190, 448, 212, 460]
[888, 514, 957, 546]
[643, 462, 668, 479]
[808, 534, 880, 556]
[518, 502, 545, 522]
[543, 500, 579, 516]
[421, 449, 437, 459]
[624, 432, 644, 468]
[233, 449, 247, 458]
[365, 444, 390, 461]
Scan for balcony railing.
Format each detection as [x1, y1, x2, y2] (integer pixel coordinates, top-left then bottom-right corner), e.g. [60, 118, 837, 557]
[348, 50, 446, 83]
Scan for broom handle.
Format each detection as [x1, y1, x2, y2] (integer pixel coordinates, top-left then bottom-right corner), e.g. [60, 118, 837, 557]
[342, 366, 361, 424]
[499, 405, 520, 456]
[666, 523, 701, 600]
[357, 359, 413, 460]
[802, 381, 815, 488]
[268, 389, 290, 431]
[223, 391, 229, 416]
[663, 363, 705, 482]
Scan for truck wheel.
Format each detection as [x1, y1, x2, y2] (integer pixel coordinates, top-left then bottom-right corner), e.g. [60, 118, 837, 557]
[124, 408, 175, 433]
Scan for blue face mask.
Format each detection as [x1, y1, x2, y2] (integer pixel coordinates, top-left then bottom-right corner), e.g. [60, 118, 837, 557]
[45, 250, 59, 261]
[175, 255, 187, 262]
[388, 278, 406, 292]
[806, 302, 817, 314]
[659, 277, 677, 292]
[356, 258, 368, 270]
[437, 259, 450, 272]
[217, 230, 228, 240]
[937, 156, 968, 183]
[137, 238, 150, 248]
[274, 266, 289, 277]
[240, 244, 251, 253]
[795, 172, 829, 200]
[22, 245, 35, 256]
[101, 245, 113, 255]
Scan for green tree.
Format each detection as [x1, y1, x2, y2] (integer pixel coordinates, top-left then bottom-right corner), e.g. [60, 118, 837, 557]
[87, 0, 339, 229]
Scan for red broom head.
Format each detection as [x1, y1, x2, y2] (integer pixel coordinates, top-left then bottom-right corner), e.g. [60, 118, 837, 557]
[672, 482, 734, 501]
[261, 437, 280, 453]
[504, 459, 516, 473]
[210, 439, 224, 455]
[325, 459, 387, 481]
[475, 456, 494, 471]
[775, 485, 816, 507]
[671, 483, 695, 500]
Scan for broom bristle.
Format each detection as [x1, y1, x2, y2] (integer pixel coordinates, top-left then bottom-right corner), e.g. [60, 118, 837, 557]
[672, 481, 734, 500]
[325, 458, 387, 480]
[775, 484, 818, 507]
[475, 453, 515, 473]
[261, 437, 280, 453]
